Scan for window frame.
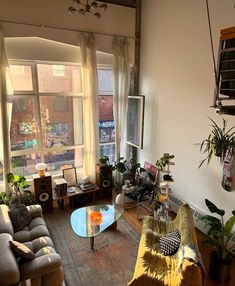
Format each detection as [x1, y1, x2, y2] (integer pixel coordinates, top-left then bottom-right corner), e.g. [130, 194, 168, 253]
[97, 64, 115, 161]
[9, 60, 84, 176]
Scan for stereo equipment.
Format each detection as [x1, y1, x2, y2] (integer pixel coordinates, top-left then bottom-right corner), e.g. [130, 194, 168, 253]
[54, 178, 67, 196]
[96, 164, 112, 196]
[33, 173, 53, 212]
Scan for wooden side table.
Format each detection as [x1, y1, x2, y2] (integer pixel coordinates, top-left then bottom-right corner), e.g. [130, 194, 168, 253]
[53, 185, 100, 209]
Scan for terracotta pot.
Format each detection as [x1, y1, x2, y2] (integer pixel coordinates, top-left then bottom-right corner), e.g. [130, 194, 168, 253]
[209, 251, 232, 283]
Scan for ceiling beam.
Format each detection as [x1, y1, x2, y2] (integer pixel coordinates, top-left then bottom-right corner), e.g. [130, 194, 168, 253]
[99, 0, 136, 8]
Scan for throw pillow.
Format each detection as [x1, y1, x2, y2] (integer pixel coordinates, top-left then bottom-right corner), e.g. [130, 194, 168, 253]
[9, 240, 35, 260]
[8, 205, 31, 232]
[159, 229, 181, 256]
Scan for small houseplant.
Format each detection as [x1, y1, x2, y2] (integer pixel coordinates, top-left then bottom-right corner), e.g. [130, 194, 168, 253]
[202, 199, 235, 282]
[156, 153, 174, 172]
[199, 118, 235, 168]
[7, 173, 34, 207]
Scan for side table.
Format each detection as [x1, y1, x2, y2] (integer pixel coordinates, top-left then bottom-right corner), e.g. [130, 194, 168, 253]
[53, 185, 100, 209]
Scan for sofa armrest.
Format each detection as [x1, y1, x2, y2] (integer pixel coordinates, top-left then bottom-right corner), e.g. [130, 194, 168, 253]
[20, 253, 62, 280]
[26, 205, 43, 219]
[0, 233, 20, 286]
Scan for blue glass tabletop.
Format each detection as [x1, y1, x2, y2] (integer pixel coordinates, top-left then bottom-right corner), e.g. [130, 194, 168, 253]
[70, 204, 123, 238]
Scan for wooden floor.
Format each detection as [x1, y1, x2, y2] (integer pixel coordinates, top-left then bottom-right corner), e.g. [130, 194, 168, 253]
[53, 196, 235, 286]
[123, 205, 235, 286]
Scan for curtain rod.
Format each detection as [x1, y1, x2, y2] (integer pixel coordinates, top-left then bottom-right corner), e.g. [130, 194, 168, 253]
[0, 19, 135, 39]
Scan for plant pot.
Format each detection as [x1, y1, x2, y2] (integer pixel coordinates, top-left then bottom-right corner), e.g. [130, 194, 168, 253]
[209, 251, 232, 283]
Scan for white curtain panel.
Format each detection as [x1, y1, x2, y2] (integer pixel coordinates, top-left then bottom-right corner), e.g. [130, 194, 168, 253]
[113, 37, 130, 161]
[0, 31, 13, 189]
[80, 33, 99, 182]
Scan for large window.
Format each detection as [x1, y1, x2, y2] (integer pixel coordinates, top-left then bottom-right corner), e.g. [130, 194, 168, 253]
[9, 62, 84, 177]
[98, 67, 115, 163]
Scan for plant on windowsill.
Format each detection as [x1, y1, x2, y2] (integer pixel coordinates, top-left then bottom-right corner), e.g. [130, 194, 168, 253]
[7, 173, 34, 207]
[202, 199, 235, 282]
[198, 118, 235, 168]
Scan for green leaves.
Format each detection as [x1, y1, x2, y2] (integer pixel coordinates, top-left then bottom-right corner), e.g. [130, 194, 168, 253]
[205, 199, 225, 216]
[198, 118, 235, 167]
[156, 153, 174, 171]
[224, 215, 235, 235]
[203, 199, 235, 262]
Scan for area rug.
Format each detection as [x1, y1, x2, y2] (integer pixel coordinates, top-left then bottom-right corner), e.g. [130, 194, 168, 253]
[45, 209, 140, 286]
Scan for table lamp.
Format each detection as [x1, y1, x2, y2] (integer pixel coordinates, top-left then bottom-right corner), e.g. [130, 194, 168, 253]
[35, 163, 47, 177]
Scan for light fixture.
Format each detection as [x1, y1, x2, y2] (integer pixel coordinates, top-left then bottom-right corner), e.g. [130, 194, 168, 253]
[35, 163, 47, 177]
[68, 0, 108, 19]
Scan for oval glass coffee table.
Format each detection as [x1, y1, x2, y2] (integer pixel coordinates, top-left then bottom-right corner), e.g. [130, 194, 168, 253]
[70, 204, 123, 250]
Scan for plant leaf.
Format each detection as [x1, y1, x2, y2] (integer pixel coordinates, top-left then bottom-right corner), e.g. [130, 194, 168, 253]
[205, 199, 225, 216]
[224, 215, 235, 235]
[202, 239, 217, 247]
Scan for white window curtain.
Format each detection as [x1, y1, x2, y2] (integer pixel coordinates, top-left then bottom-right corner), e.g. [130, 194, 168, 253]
[80, 32, 99, 182]
[113, 37, 130, 162]
[0, 31, 13, 189]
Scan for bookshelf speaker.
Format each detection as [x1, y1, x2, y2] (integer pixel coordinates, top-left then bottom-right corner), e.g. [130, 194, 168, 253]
[33, 173, 53, 212]
[96, 164, 112, 195]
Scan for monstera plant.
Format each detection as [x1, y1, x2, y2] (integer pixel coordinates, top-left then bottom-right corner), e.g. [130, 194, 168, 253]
[199, 118, 235, 168]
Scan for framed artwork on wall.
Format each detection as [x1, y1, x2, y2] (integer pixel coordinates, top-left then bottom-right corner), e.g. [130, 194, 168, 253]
[63, 167, 77, 187]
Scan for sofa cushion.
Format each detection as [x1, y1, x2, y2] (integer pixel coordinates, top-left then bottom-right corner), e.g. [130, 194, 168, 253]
[160, 229, 181, 256]
[9, 240, 35, 261]
[14, 224, 50, 243]
[8, 205, 31, 232]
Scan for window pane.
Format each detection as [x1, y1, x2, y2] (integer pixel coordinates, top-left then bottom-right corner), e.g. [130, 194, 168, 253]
[40, 96, 83, 148]
[100, 144, 115, 163]
[10, 97, 38, 151]
[98, 69, 113, 93]
[45, 148, 84, 174]
[11, 154, 41, 177]
[10, 65, 33, 91]
[99, 96, 115, 143]
[37, 64, 82, 93]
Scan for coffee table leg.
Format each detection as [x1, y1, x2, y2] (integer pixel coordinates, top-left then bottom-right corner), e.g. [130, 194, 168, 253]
[90, 237, 94, 250]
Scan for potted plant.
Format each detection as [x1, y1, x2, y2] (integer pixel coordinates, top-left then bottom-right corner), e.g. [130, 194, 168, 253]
[156, 153, 174, 172]
[199, 118, 235, 168]
[202, 198, 235, 282]
[7, 173, 34, 207]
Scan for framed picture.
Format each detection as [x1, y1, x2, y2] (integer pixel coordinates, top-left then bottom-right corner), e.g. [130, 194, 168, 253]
[143, 162, 158, 184]
[63, 167, 77, 187]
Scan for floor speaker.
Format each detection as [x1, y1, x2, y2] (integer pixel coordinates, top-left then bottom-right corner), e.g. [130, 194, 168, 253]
[33, 173, 53, 212]
[96, 164, 112, 196]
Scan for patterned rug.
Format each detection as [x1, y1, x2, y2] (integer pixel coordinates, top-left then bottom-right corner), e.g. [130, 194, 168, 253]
[45, 209, 140, 286]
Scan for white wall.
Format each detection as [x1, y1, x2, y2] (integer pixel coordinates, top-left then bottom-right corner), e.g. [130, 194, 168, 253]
[0, 0, 135, 59]
[139, 0, 235, 218]
[5, 37, 113, 65]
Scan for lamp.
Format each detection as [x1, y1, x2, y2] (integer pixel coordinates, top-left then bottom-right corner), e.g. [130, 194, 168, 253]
[35, 163, 47, 177]
[68, 0, 108, 19]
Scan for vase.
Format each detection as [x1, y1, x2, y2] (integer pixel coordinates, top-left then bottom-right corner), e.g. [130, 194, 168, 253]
[209, 251, 232, 283]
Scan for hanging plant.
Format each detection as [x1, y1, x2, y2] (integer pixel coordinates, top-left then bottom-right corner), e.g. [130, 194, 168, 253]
[199, 118, 235, 168]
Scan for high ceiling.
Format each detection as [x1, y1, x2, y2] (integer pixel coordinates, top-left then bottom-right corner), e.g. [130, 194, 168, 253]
[100, 0, 136, 8]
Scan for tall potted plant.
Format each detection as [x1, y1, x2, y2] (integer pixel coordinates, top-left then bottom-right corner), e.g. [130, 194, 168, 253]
[203, 199, 235, 282]
[199, 118, 235, 167]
